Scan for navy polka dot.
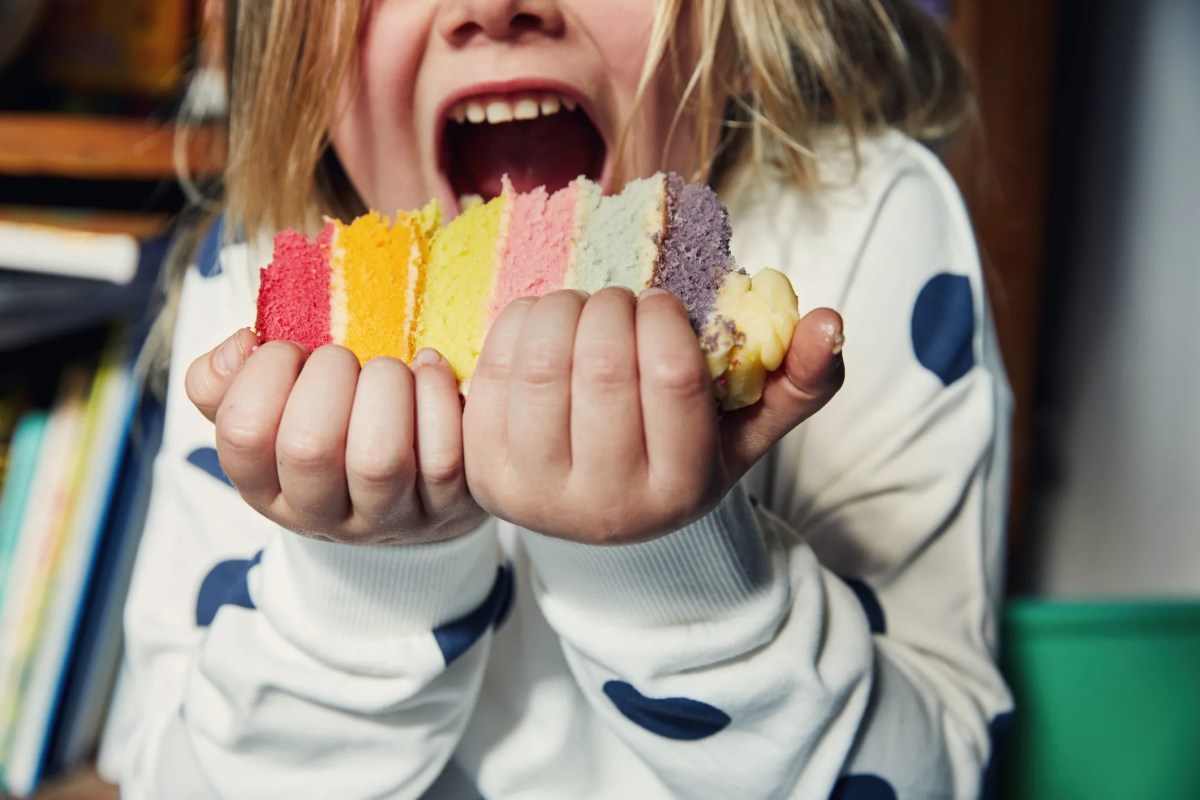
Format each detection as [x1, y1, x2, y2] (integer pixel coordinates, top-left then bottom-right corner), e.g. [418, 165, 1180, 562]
[981, 710, 1015, 799]
[196, 551, 262, 626]
[910, 273, 975, 385]
[197, 216, 224, 278]
[843, 577, 886, 635]
[829, 774, 898, 800]
[491, 563, 515, 631]
[602, 680, 731, 740]
[433, 564, 514, 665]
[187, 446, 234, 488]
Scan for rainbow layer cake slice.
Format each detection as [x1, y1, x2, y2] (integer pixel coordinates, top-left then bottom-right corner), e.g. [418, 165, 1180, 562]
[255, 173, 799, 410]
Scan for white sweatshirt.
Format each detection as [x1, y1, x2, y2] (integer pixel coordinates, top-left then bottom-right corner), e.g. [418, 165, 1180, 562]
[99, 131, 1014, 800]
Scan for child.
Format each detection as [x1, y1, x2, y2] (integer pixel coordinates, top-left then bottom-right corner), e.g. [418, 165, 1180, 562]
[99, 0, 1013, 797]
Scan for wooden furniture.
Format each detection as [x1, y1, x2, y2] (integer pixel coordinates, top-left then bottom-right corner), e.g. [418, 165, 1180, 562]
[0, 113, 222, 180]
[945, 0, 1058, 567]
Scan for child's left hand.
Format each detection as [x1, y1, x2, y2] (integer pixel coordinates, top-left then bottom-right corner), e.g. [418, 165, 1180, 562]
[462, 287, 844, 545]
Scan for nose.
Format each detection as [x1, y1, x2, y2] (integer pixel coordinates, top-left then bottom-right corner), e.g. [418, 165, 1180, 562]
[438, 0, 565, 45]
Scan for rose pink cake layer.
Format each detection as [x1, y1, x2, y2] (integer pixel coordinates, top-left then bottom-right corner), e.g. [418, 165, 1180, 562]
[489, 182, 579, 322]
[256, 225, 334, 352]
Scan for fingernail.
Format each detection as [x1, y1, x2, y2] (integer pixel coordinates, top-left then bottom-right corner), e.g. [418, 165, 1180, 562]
[821, 317, 845, 356]
[414, 348, 443, 367]
[216, 332, 247, 375]
[831, 332, 845, 356]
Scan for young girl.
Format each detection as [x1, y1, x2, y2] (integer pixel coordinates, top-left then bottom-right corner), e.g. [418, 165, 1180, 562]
[99, 0, 1013, 797]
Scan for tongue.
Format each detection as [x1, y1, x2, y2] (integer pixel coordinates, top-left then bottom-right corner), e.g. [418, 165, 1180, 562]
[448, 110, 605, 200]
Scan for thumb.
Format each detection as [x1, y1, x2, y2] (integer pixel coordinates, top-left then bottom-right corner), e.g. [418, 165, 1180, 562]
[721, 308, 845, 478]
[184, 328, 260, 423]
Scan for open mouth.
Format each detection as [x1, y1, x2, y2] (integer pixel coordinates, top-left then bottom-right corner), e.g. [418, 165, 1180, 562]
[440, 88, 607, 206]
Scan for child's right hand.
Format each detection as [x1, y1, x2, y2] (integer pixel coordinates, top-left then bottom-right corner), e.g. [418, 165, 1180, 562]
[184, 329, 487, 545]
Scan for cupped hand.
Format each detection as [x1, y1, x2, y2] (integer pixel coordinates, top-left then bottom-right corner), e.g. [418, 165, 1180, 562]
[462, 287, 845, 545]
[185, 330, 486, 545]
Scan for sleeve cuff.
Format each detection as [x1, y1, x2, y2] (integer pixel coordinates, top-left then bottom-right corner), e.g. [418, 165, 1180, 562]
[519, 485, 778, 627]
[254, 519, 500, 668]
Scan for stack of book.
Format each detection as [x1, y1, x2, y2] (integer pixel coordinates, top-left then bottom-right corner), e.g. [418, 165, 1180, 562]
[0, 320, 163, 797]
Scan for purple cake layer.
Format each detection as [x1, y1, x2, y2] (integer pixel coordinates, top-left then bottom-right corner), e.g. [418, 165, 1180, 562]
[653, 173, 739, 331]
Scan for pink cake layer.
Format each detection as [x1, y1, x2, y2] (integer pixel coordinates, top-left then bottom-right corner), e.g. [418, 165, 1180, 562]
[488, 181, 579, 323]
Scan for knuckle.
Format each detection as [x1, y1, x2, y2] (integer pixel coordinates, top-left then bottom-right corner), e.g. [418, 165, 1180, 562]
[420, 449, 464, 486]
[576, 347, 635, 387]
[473, 349, 514, 385]
[645, 358, 710, 398]
[516, 342, 569, 388]
[215, 407, 273, 457]
[346, 446, 413, 486]
[276, 428, 338, 470]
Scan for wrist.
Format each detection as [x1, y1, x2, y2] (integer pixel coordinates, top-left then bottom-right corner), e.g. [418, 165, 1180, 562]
[520, 484, 781, 627]
[254, 517, 499, 670]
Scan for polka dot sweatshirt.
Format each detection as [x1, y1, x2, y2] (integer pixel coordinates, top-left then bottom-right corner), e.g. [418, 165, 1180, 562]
[99, 132, 1014, 799]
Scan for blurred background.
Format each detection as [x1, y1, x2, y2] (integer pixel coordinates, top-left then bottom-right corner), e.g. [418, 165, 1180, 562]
[0, 0, 1196, 798]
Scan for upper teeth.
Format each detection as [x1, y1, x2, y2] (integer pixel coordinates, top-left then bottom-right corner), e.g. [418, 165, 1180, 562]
[450, 92, 578, 125]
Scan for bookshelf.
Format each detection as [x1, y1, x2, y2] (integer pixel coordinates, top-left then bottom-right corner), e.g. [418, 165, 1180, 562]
[0, 110, 181, 790]
[0, 5, 215, 795]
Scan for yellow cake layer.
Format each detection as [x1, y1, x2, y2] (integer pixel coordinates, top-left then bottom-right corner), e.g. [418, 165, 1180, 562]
[415, 192, 510, 381]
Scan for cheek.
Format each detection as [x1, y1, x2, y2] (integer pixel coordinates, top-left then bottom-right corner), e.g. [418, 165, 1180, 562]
[582, 1, 655, 96]
[330, 6, 428, 209]
[575, 2, 701, 177]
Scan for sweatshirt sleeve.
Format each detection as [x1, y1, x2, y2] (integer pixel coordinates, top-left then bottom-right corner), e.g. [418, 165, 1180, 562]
[518, 142, 1015, 800]
[98, 259, 504, 800]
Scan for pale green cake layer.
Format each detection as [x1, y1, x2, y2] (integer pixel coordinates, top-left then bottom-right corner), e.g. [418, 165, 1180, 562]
[570, 174, 666, 293]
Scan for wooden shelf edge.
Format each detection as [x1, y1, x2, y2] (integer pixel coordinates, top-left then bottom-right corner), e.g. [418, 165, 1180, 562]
[0, 206, 172, 239]
[0, 113, 225, 181]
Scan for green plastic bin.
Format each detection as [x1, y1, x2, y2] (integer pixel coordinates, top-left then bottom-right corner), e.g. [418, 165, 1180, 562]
[1001, 600, 1200, 800]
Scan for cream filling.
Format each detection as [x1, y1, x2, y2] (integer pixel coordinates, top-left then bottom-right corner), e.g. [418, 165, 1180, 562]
[327, 221, 349, 346]
[403, 233, 422, 347]
[703, 268, 800, 410]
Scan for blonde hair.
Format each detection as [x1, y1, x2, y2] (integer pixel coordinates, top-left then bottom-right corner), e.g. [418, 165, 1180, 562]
[632, 0, 972, 190]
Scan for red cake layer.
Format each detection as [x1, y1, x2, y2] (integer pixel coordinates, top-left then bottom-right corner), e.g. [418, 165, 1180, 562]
[255, 225, 334, 352]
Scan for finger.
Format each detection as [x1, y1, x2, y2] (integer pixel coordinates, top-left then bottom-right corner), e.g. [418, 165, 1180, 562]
[463, 296, 536, 470]
[721, 307, 845, 477]
[637, 289, 720, 494]
[345, 357, 417, 528]
[214, 340, 306, 507]
[571, 288, 643, 478]
[186, 328, 260, 423]
[508, 290, 584, 480]
[413, 349, 470, 522]
[275, 345, 360, 527]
